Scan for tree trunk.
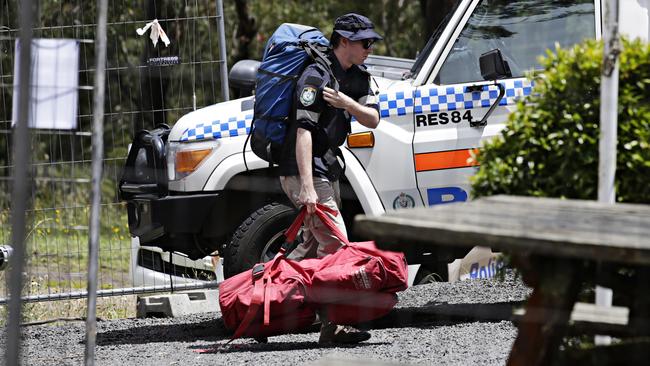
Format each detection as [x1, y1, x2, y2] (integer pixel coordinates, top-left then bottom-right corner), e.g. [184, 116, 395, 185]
[233, 0, 258, 64]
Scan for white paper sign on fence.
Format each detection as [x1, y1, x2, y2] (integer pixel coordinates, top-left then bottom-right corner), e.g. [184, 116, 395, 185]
[12, 39, 79, 130]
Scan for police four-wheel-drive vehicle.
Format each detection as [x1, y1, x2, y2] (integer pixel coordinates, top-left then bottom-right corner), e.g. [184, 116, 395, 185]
[119, 0, 650, 287]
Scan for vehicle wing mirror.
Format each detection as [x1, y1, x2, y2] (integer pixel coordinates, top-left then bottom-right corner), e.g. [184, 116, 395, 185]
[479, 49, 511, 80]
[469, 49, 511, 128]
[229, 59, 260, 97]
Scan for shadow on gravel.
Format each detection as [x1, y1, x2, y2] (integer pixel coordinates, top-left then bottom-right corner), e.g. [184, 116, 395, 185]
[95, 318, 322, 346]
[96, 301, 521, 346]
[365, 301, 523, 330]
[189, 341, 387, 354]
[96, 318, 231, 346]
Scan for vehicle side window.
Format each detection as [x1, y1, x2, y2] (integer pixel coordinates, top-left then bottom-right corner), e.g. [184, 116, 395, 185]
[436, 0, 595, 85]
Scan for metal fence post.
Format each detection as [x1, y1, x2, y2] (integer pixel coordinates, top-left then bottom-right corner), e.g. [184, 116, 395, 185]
[6, 0, 35, 364]
[216, 0, 230, 101]
[596, 0, 620, 346]
[599, 1, 619, 203]
[84, 0, 109, 364]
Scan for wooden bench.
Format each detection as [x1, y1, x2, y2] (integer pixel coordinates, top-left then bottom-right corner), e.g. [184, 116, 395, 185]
[355, 195, 650, 366]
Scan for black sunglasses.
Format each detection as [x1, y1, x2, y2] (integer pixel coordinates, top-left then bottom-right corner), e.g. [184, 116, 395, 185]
[361, 39, 375, 49]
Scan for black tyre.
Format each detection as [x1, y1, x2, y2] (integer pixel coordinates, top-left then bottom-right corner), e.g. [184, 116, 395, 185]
[414, 262, 449, 284]
[224, 203, 298, 278]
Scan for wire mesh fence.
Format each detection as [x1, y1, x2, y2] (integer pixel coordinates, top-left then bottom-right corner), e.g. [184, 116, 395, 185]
[0, 0, 226, 320]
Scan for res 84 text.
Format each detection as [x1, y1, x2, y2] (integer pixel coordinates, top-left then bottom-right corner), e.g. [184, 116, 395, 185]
[415, 111, 473, 127]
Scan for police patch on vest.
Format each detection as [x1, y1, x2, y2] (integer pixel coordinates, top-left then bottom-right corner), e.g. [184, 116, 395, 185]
[299, 86, 317, 106]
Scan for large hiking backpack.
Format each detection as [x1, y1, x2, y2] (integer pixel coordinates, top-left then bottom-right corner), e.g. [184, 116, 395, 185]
[248, 23, 336, 164]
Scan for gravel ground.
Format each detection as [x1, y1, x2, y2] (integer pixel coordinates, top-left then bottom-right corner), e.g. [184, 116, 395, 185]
[9, 274, 531, 366]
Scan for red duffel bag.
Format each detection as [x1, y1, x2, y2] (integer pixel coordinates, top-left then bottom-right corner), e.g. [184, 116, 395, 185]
[218, 204, 408, 339]
[302, 205, 409, 325]
[218, 209, 316, 340]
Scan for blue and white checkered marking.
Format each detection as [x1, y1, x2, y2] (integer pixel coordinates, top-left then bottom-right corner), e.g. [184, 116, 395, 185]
[180, 113, 253, 142]
[181, 79, 534, 142]
[378, 79, 534, 118]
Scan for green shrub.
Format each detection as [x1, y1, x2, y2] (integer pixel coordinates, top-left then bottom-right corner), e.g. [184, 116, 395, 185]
[471, 38, 650, 203]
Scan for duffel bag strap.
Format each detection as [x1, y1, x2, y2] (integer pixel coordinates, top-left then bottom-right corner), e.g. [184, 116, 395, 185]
[313, 203, 350, 246]
[280, 204, 343, 254]
[229, 251, 287, 343]
[261, 254, 285, 326]
[263, 271, 273, 326]
[282, 207, 308, 246]
[229, 265, 266, 342]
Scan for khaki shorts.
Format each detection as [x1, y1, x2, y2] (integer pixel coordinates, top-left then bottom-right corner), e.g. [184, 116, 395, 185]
[280, 176, 347, 260]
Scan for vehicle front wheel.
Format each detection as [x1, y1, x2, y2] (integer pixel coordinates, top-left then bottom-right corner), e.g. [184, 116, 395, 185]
[223, 203, 299, 278]
[414, 262, 449, 284]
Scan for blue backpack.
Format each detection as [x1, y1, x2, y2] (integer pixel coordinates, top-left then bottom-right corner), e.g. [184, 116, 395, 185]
[248, 23, 337, 165]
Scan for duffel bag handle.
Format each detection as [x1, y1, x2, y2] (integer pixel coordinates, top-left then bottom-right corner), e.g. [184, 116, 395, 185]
[280, 203, 348, 255]
[282, 204, 348, 249]
[282, 208, 308, 246]
[312, 204, 351, 246]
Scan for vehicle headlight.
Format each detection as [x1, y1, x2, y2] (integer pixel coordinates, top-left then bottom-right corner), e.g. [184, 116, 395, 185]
[167, 141, 215, 181]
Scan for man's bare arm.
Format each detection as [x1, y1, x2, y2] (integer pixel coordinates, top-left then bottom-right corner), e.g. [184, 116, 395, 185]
[296, 127, 318, 214]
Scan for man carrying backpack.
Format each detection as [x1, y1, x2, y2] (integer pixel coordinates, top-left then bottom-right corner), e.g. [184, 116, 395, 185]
[278, 13, 382, 344]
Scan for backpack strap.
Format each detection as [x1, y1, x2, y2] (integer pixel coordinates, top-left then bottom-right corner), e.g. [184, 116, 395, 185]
[334, 146, 346, 177]
[302, 42, 339, 91]
[242, 121, 253, 171]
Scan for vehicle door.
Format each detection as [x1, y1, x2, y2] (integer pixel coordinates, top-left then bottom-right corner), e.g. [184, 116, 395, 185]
[413, 0, 599, 206]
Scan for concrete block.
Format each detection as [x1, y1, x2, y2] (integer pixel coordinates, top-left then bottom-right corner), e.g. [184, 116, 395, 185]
[136, 289, 220, 318]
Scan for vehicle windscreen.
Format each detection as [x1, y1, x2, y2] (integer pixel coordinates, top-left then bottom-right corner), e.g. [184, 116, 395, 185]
[409, 1, 462, 79]
[436, 0, 596, 85]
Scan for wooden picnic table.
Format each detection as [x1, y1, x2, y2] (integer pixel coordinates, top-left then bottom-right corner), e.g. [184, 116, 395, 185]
[354, 195, 650, 366]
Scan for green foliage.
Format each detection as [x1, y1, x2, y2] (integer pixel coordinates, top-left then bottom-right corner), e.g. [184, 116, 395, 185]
[240, 1, 427, 62]
[471, 38, 650, 203]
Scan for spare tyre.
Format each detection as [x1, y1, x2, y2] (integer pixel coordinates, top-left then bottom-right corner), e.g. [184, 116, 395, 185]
[223, 203, 299, 278]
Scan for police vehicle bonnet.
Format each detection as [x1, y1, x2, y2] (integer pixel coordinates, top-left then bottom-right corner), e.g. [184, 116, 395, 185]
[333, 13, 383, 41]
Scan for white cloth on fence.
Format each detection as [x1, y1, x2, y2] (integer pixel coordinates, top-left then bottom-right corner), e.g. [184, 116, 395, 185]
[136, 19, 170, 47]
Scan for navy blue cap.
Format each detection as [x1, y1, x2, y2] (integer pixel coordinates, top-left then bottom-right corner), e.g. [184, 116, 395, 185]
[333, 13, 383, 41]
